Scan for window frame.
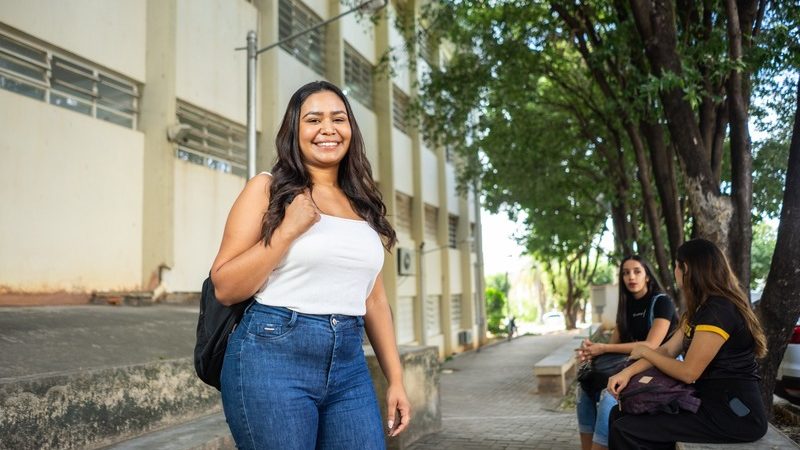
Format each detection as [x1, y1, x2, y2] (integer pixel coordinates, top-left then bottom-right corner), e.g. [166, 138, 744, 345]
[344, 43, 374, 109]
[0, 30, 139, 129]
[176, 101, 248, 177]
[278, 0, 327, 76]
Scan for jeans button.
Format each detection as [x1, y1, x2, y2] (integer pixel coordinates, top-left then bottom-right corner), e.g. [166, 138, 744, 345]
[331, 318, 338, 326]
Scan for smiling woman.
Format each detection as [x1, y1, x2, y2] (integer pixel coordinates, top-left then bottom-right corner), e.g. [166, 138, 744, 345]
[298, 92, 352, 171]
[209, 81, 410, 449]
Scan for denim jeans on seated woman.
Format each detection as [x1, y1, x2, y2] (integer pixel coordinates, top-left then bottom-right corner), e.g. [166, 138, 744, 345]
[221, 303, 385, 450]
[577, 385, 618, 448]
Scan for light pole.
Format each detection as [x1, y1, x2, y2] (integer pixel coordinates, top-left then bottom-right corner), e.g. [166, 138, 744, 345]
[237, 0, 388, 178]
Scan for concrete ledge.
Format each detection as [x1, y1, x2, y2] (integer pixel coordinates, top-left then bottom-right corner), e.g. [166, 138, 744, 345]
[0, 357, 221, 450]
[676, 423, 799, 449]
[533, 341, 577, 395]
[102, 412, 234, 450]
[366, 345, 441, 450]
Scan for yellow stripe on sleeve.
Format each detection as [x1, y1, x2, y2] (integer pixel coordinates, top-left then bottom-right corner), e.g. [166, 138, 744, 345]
[695, 324, 730, 341]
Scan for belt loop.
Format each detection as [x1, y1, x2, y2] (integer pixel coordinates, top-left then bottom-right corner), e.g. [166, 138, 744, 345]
[288, 310, 298, 327]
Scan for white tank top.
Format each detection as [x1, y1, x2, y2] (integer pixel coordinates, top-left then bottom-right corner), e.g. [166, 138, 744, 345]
[254, 214, 385, 316]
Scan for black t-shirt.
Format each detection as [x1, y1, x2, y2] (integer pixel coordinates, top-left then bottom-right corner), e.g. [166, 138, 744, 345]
[682, 296, 760, 381]
[624, 290, 678, 343]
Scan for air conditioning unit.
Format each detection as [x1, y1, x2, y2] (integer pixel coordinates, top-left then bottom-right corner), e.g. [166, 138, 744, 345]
[457, 330, 473, 346]
[397, 247, 415, 276]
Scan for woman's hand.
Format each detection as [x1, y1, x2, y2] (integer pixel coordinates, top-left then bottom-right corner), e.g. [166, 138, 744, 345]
[628, 343, 650, 361]
[275, 191, 320, 242]
[577, 339, 605, 362]
[608, 370, 632, 398]
[386, 384, 411, 437]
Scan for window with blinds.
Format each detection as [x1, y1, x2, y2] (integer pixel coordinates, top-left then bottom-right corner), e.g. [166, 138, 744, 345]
[470, 222, 477, 253]
[392, 84, 409, 134]
[395, 193, 413, 233]
[344, 44, 373, 109]
[278, 0, 326, 76]
[176, 101, 248, 177]
[424, 205, 438, 241]
[0, 32, 138, 128]
[451, 294, 462, 327]
[425, 295, 441, 336]
[448, 215, 459, 249]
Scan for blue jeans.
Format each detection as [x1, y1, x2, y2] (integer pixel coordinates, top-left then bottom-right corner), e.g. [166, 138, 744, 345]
[576, 386, 618, 447]
[221, 303, 385, 450]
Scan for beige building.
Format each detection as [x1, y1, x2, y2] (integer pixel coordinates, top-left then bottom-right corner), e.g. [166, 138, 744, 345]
[0, 0, 486, 356]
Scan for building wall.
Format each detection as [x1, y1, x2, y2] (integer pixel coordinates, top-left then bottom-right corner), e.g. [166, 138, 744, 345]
[0, 90, 144, 292]
[0, 0, 486, 356]
[421, 147, 438, 206]
[393, 133, 414, 195]
[0, 0, 146, 82]
[175, 0, 257, 124]
[342, 11, 376, 63]
[170, 161, 245, 292]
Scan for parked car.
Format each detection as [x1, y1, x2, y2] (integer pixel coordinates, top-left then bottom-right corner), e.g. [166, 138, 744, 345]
[777, 317, 800, 403]
[542, 311, 565, 328]
[749, 291, 799, 402]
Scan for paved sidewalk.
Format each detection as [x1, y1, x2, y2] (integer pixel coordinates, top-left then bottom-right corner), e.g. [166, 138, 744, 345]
[408, 332, 580, 450]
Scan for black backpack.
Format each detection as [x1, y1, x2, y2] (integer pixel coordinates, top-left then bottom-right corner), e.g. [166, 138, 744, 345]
[194, 276, 253, 390]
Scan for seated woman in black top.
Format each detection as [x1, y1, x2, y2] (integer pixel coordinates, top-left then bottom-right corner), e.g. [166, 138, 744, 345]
[607, 238, 768, 449]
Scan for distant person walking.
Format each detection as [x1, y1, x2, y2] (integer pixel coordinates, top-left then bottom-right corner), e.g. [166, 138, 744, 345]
[210, 81, 410, 449]
[607, 239, 768, 449]
[507, 316, 517, 341]
[576, 256, 678, 450]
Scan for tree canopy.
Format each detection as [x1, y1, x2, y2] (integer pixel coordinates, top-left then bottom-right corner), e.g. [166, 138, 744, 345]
[391, 0, 800, 414]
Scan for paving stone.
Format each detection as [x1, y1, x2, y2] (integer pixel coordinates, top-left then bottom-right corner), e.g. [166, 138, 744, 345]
[407, 332, 581, 450]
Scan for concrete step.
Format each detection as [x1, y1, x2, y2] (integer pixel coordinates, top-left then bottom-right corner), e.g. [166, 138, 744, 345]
[0, 305, 441, 450]
[0, 305, 220, 450]
[102, 412, 234, 450]
[0, 357, 222, 450]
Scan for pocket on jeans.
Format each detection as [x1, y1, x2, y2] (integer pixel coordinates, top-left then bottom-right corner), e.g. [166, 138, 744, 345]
[246, 314, 295, 340]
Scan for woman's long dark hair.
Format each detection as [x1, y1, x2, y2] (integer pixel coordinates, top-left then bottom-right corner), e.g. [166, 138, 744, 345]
[615, 255, 665, 342]
[261, 80, 396, 250]
[676, 238, 766, 357]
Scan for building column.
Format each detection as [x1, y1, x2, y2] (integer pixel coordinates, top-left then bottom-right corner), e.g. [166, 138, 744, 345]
[459, 189, 476, 349]
[374, 7, 399, 332]
[254, 0, 280, 171]
[325, 0, 345, 87]
[437, 148, 453, 355]
[140, 0, 177, 290]
[404, 0, 426, 346]
[472, 183, 488, 346]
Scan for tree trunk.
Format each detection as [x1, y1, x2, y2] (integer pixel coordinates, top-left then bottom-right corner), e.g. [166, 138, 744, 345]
[626, 123, 673, 291]
[629, 0, 735, 254]
[756, 75, 800, 417]
[725, 0, 754, 289]
[564, 262, 578, 329]
[640, 118, 684, 266]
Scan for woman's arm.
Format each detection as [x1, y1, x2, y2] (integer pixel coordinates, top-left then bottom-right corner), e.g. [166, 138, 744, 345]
[629, 330, 725, 384]
[595, 318, 672, 355]
[580, 318, 671, 360]
[363, 273, 411, 437]
[210, 175, 319, 305]
[607, 328, 685, 396]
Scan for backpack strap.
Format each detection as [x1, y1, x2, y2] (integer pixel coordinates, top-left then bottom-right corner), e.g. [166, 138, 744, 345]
[647, 293, 667, 328]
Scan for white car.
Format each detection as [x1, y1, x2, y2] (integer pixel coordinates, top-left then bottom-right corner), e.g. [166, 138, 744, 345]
[542, 311, 565, 328]
[777, 318, 800, 399]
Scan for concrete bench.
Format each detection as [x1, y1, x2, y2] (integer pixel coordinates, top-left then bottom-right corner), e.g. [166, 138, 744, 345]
[676, 423, 799, 449]
[534, 341, 578, 395]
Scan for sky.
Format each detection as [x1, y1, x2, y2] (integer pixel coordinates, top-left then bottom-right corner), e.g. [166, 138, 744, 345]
[480, 209, 528, 276]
